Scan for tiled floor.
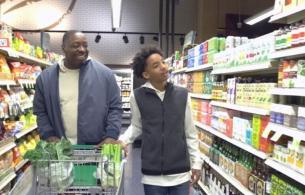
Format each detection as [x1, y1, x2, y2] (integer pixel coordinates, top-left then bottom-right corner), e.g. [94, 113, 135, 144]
[123, 146, 145, 195]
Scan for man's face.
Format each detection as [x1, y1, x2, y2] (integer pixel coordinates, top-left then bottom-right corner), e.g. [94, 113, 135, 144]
[143, 53, 169, 82]
[62, 32, 89, 66]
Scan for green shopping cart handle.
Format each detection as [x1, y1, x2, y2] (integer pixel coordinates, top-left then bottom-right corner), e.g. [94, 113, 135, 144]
[72, 144, 96, 150]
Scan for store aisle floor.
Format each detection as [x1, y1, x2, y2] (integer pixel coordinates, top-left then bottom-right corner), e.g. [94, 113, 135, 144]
[123, 146, 145, 195]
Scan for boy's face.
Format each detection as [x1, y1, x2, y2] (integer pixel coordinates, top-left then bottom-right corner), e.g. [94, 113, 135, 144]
[142, 53, 169, 82]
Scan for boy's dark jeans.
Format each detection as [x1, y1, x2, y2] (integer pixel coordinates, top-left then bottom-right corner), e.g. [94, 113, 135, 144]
[143, 181, 190, 195]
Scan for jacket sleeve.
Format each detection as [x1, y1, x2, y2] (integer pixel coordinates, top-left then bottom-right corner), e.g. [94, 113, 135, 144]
[105, 73, 123, 139]
[33, 75, 56, 140]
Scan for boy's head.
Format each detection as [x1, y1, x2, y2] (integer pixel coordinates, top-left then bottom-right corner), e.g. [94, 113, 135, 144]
[131, 47, 169, 83]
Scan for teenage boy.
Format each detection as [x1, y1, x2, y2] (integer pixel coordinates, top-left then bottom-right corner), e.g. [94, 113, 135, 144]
[119, 47, 202, 195]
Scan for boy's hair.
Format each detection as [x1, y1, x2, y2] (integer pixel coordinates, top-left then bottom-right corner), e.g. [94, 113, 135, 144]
[131, 47, 163, 78]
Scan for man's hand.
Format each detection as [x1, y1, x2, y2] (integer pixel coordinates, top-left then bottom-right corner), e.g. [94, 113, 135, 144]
[95, 137, 121, 149]
[191, 169, 201, 185]
[46, 136, 60, 142]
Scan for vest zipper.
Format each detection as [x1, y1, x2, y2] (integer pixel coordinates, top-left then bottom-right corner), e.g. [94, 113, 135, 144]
[161, 101, 165, 174]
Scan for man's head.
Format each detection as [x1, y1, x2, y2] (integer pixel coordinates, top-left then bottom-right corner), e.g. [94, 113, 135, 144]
[131, 47, 169, 83]
[62, 30, 89, 69]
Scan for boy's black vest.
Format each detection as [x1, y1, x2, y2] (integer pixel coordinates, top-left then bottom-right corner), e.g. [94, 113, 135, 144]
[134, 83, 190, 175]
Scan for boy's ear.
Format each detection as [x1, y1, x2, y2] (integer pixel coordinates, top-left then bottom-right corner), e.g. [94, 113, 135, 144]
[142, 71, 149, 79]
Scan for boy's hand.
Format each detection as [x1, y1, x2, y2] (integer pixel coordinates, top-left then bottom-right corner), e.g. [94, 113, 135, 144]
[191, 169, 201, 185]
[95, 138, 122, 149]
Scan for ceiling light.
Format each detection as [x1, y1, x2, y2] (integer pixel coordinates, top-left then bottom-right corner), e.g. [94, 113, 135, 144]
[95, 34, 101, 43]
[244, 7, 274, 25]
[153, 36, 159, 41]
[123, 34, 129, 44]
[140, 35, 144, 44]
[111, 0, 122, 29]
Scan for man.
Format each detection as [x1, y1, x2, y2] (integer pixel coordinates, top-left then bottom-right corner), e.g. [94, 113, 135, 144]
[119, 47, 202, 195]
[33, 30, 122, 145]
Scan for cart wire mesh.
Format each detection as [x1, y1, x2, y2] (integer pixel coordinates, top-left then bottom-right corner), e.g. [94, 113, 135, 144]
[34, 145, 124, 195]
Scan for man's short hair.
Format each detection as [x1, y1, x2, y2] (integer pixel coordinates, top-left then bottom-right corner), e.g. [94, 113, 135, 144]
[131, 47, 163, 78]
[62, 30, 83, 46]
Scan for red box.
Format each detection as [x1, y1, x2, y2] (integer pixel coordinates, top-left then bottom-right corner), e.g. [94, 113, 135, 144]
[225, 118, 233, 138]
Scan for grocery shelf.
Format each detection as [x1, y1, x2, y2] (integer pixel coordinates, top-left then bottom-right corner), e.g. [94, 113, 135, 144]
[265, 159, 305, 186]
[189, 93, 212, 100]
[270, 45, 305, 59]
[22, 104, 33, 110]
[15, 50, 53, 67]
[210, 101, 270, 115]
[0, 140, 16, 156]
[211, 62, 272, 75]
[265, 123, 305, 141]
[198, 180, 211, 195]
[0, 80, 16, 86]
[269, 5, 305, 24]
[15, 159, 29, 172]
[195, 122, 269, 159]
[0, 48, 53, 67]
[205, 158, 255, 195]
[15, 125, 37, 139]
[200, 153, 209, 161]
[270, 87, 305, 97]
[0, 170, 16, 190]
[172, 67, 187, 74]
[17, 79, 36, 86]
[185, 64, 213, 72]
[199, 140, 211, 150]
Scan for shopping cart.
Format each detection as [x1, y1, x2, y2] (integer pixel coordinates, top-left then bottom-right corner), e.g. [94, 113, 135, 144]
[33, 145, 125, 195]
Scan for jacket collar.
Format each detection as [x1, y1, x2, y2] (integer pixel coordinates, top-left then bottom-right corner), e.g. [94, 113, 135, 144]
[142, 82, 173, 94]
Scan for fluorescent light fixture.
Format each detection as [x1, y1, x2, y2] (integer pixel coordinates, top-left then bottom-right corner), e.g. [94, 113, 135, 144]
[244, 7, 274, 25]
[111, 0, 122, 29]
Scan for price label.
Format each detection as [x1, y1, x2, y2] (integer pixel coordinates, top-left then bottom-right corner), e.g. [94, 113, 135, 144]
[262, 128, 272, 138]
[271, 132, 282, 142]
[0, 38, 9, 47]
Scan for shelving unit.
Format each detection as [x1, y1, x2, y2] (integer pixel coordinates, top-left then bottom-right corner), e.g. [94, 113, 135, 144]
[0, 47, 53, 67]
[195, 122, 269, 159]
[269, 5, 305, 24]
[197, 180, 211, 195]
[189, 93, 212, 100]
[0, 140, 16, 156]
[15, 159, 29, 172]
[205, 158, 255, 195]
[211, 62, 273, 75]
[185, 64, 213, 73]
[0, 169, 17, 191]
[270, 87, 305, 97]
[172, 67, 187, 74]
[15, 126, 38, 139]
[265, 159, 305, 186]
[265, 123, 305, 141]
[270, 45, 305, 59]
[210, 101, 270, 116]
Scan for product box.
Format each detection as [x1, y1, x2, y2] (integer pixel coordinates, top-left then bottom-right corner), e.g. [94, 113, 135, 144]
[296, 60, 305, 88]
[256, 177, 267, 195]
[287, 141, 296, 169]
[248, 174, 258, 194]
[208, 37, 219, 52]
[203, 41, 208, 53]
[187, 57, 194, 68]
[235, 162, 251, 188]
[294, 145, 305, 174]
[252, 115, 262, 149]
[188, 48, 195, 59]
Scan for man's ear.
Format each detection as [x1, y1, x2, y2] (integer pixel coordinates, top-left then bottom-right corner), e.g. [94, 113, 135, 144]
[142, 71, 149, 79]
